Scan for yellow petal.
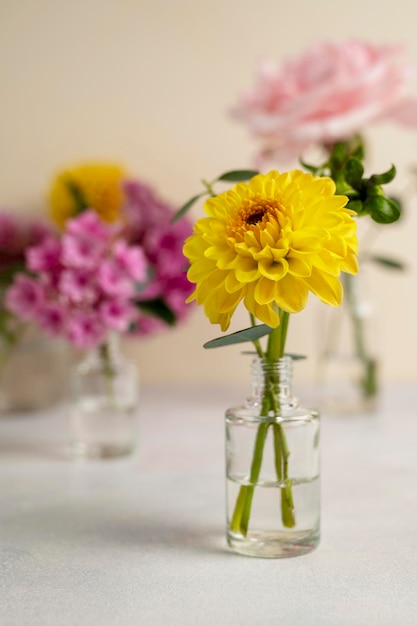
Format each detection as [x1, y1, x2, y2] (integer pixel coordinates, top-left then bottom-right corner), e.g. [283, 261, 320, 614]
[304, 269, 343, 306]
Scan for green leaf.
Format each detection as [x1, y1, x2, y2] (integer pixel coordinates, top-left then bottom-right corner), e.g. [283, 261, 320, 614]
[137, 298, 177, 326]
[203, 324, 274, 349]
[330, 142, 349, 168]
[344, 158, 364, 187]
[216, 169, 259, 182]
[171, 193, 204, 223]
[351, 143, 365, 161]
[367, 164, 396, 186]
[0, 261, 27, 287]
[66, 179, 89, 215]
[284, 353, 307, 360]
[299, 158, 320, 174]
[368, 254, 406, 271]
[366, 196, 401, 224]
[347, 199, 363, 215]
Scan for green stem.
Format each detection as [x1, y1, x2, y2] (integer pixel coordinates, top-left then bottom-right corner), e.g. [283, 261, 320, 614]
[231, 422, 269, 535]
[99, 339, 117, 408]
[201, 179, 216, 197]
[229, 310, 295, 536]
[343, 273, 377, 398]
[273, 424, 295, 527]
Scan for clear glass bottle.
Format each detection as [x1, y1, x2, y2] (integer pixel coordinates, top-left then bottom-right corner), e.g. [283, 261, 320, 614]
[317, 271, 378, 415]
[225, 356, 320, 558]
[0, 325, 70, 414]
[70, 334, 139, 458]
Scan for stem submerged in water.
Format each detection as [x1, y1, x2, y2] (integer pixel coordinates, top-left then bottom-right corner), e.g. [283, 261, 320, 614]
[230, 311, 296, 536]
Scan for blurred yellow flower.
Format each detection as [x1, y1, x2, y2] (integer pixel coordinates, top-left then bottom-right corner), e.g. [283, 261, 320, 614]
[49, 162, 126, 227]
[184, 170, 358, 331]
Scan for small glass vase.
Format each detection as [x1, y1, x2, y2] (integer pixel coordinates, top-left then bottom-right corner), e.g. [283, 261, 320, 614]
[70, 334, 139, 458]
[317, 271, 378, 415]
[225, 356, 320, 558]
[0, 324, 70, 414]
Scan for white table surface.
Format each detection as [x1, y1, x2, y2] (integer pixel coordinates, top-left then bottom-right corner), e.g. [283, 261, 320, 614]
[1, 383, 417, 626]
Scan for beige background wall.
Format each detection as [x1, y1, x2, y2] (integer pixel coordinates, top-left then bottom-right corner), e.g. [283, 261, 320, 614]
[1, 0, 416, 385]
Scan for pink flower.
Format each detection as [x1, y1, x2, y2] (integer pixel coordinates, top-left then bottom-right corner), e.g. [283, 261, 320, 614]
[26, 237, 61, 273]
[67, 312, 106, 349]
[232, 39, 417, 164]
[113, 240, 148, 282]
[0, 210, 53, 272]
[122, 179, 194, 336]
[66, 210, 115, 242]
[36, 302, 67, 336]
[0, 213, 19, 251]
[5, 275, 45, 320]
[98, 259, 135, 298]
[59, 269, 97, 303]
[99, 299, 136, 332]
[61, 232, 106, 269]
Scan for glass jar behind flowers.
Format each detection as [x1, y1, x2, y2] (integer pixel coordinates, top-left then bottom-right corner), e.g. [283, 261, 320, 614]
[5, 210, 147, 458]
[176, 162, 395, 558]
[301, 140, 404, 415]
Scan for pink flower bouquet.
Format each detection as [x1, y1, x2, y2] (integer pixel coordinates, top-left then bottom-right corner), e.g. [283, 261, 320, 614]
[6, 210, 148, 349]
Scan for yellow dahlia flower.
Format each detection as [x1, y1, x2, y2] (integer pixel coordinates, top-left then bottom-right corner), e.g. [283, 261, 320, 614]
[183, 170, 358, 331]
[49, 162, 126, 227]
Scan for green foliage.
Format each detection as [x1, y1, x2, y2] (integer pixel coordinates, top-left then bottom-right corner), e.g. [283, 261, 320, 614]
[302, 139, 401, 225]
[369, 254, 406, 271]
[0, 261, 26, 289]
[136, 298, 177, 326]
[66, 180, 89, 215]
[203, 324, 274, 349]
[171, 169, 259, 223]
[171, 193, 204, 224]
[217, 169, 259, 182]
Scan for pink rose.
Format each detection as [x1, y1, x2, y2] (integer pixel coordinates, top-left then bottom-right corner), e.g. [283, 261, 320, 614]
[232, 39, 417, 164]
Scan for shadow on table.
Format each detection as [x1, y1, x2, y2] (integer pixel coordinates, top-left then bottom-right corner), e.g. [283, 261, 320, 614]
[3, 500, 229, 556]
[0, 439, 72, 461]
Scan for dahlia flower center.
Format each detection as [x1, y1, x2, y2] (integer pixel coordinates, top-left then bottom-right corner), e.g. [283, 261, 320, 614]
[246, 206, 267, 225]
[229, 198, 280, 241]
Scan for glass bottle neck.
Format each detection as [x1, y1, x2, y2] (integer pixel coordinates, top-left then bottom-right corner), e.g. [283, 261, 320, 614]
[85, 332, 122, 369]
[248, 356, 296, 411]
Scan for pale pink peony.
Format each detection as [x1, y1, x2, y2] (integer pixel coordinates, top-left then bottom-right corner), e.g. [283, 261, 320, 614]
[232, 39, 417, 165]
